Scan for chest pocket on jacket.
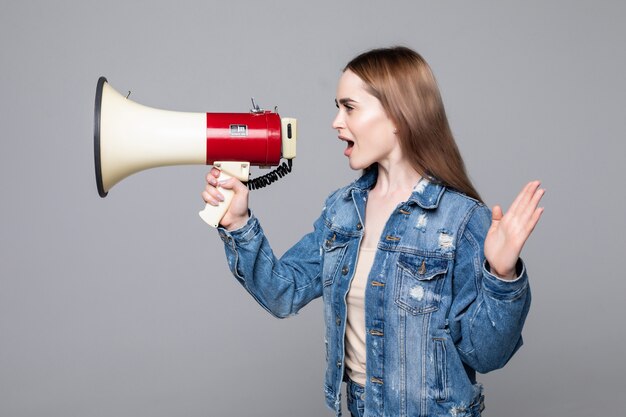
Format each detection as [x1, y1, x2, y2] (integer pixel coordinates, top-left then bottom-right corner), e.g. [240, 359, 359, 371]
[394, 254, 448, 314]
[322, 231, 350, 287]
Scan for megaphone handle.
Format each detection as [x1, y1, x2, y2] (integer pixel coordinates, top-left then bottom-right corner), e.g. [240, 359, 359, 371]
[199, 161, 250, 228]
[198, 172, 235, 228]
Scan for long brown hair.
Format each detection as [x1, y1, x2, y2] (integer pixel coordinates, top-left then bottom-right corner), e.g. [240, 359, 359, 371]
[344, 46, 482, 202]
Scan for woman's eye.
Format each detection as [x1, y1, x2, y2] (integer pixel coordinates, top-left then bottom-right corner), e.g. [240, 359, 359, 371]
[334, 100, 354, 113]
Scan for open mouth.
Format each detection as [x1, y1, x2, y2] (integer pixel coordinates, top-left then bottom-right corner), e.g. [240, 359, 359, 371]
[342, 139, 354, 157]
[339, 135, 354, 147]
[338, 135, 354, 157]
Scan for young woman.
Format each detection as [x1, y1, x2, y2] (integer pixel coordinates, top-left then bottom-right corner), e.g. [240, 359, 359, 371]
[202, 46, 544, 417]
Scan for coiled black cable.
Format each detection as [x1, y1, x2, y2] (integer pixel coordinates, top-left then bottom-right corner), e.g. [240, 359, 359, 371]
[246, 159, 293, 190]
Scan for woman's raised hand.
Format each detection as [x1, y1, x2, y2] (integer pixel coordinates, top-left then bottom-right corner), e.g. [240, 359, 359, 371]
[202, 167, 250, 231]
[484, 181, 545, 279]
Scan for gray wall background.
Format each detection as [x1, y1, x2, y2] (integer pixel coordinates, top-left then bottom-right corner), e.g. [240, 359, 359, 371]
[1, 1, 624, 416]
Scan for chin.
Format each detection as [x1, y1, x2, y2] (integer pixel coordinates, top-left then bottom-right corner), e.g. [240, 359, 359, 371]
[348, 160, 366, 171]
[348, 158, 374, 171]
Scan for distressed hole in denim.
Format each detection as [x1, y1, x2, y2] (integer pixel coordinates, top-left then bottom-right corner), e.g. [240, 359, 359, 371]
[450, 404, 469, 417]
[438, 232, 454, 250]
[409, 285, 425, 301]
[416, 213, 428, 230]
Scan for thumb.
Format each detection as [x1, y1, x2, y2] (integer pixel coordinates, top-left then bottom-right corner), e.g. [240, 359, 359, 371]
[492, 205, 503, 222]
[218, 177, 247, 193]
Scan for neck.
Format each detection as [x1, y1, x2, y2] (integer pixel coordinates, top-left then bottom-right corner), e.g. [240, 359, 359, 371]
[372, 160, 421, 197]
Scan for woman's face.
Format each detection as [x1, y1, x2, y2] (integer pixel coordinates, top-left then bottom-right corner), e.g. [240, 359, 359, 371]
[332, 69, 399, 170]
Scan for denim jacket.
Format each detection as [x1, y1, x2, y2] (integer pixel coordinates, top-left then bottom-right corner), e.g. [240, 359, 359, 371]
[217, 168, 530, 417]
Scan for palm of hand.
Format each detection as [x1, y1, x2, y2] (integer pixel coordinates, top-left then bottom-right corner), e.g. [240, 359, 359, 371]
[484, 181, 545, 280]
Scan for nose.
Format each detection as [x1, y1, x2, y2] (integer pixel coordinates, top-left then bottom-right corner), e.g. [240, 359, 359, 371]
[332, 109, 344, 130]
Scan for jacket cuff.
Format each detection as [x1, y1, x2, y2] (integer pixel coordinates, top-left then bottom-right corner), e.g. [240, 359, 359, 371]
[482, 258, 528, 300]
[217, 210, 259, 245]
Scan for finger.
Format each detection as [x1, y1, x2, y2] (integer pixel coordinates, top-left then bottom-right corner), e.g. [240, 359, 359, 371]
[523, 206, 545, 236]
[509, 181, 534, 208]
[514, 187, 545, 225]
[510, 205, 545, 249]
[204, 185, 225, 201]
[507, 180, 541, 217]
[530, 187, 546, 208]
[206, 169, 222, 185]
[203, 184, 225, 201]
[205, 174, 218, 187]
[492, 205, 503, 222]
[509, 181, 540, 210]
[218, 177, 248, 193]
[201, 190, 223, 206]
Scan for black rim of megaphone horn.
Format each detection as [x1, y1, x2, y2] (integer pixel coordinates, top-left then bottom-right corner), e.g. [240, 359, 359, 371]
[94, 76, 107, 197]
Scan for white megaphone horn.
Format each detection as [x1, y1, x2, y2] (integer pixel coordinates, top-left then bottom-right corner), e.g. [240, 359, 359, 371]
[94, 77, 297, 227]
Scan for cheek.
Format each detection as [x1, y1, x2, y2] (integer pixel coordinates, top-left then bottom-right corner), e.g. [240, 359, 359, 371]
[353, 112, 383, 136]
[363, 114, 393, 142]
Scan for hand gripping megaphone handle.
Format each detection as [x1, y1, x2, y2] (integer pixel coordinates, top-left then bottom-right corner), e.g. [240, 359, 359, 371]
[199, 161, 250, 228]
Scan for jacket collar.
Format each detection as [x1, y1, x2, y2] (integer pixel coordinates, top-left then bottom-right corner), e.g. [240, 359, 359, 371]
[343, 165, 445, 210]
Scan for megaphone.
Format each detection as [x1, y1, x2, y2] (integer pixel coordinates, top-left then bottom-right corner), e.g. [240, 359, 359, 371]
[94, 77, 297, 227]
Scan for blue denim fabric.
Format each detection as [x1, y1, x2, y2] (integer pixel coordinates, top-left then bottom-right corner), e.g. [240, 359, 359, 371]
[347, 379, 366, 417]
[217, 168, 530, 417]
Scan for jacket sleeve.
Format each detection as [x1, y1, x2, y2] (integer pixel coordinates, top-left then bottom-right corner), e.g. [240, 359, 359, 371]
[447, 204, 531, 374]
[216, 208, 327, 319]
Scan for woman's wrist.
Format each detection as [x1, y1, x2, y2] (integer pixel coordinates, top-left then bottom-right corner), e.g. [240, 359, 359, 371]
[486, 259, 523, 281]
[223, 213, 250, 232]
[492, 268, 517, 280]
